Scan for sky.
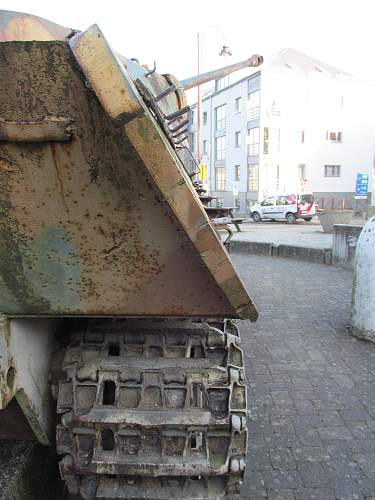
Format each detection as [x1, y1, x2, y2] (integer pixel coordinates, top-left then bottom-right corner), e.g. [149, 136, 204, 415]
[2, 0, 375, 86]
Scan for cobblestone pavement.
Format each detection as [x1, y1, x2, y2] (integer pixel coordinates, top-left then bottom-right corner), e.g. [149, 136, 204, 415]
[233, 254, 375, 500]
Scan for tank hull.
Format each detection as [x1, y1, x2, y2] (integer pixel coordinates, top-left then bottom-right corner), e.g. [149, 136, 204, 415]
[0, 39, 256, 320]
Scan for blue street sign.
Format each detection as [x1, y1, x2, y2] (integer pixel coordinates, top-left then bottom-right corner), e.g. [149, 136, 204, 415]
[355, 173, 369, 197]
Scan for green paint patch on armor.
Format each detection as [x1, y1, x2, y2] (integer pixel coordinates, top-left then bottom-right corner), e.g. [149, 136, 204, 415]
[136, 120, 151, 144]
[23, 226, 80, 313]
[0, 226, 50, 314]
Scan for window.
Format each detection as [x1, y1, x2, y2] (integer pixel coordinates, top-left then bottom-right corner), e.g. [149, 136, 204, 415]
[190, 132, 195, 152]
[263, 127, 269, 154]
[215, 104, 226, 132]
[235, 97, 242, 113]
[299, 193, 314, 203]
[235, 131, 241, 148]
[326, 131, 342, 142]
[298, 164, 306, 189]
[234, 198, 241, 211]
[191, 109, 197, 124]
[215, 136, 226, 161]
[203, 112, 207, 126]
[263, 127, 280, 154]
[276, 195, 287, 206]
[261, 196, 275, 206]
[203, 140, 207, 156]
[215, 167, 226, 191]
[248, 165, 259, 191]
[324, 165, 341, 177]
[215, 76, 229, 92]
[248, 75, 260, 94]
[235, 165, 241, 181]
[246, 90, 260, 120]
[247, 127, 259, 156]
[298, 130, 305, 143]
[271, 99, 280, 117]
[276, 164, 280, 190]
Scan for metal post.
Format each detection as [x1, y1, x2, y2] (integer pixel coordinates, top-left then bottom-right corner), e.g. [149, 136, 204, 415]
[197, 32, 202, 165]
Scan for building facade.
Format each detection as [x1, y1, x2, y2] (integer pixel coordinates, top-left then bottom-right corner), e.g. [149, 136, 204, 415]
[188, 49, 374, 214]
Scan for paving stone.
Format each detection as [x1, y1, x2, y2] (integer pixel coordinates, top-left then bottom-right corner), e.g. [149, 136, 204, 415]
[350, 439, 375, 453]
[293, 446, 331, 463]
[295, 426, 323, 447]
[263, 469, 303, 490]
[347, 421, 375, 439]
[340, 408, 372, 421]
[324, 457, 362, 479]
[354, 454, 375, 478]
[355, 475, 375, 496]
[298, 462, 330, 487]
[269, 447, 297, 470]
[318, 410, 345, 427]
[267, 489, 297, 500]
[317, 426, 354, 441]
[294, 488, 335, 500]
[330, 478, 364, 499]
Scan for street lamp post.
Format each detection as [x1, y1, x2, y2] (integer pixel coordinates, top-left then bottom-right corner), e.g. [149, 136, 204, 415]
[197, 32, 202, 164]
[196, 28, 232, 171]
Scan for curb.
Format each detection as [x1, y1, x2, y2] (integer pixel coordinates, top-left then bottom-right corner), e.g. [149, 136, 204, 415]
[229, 240, 332, 265]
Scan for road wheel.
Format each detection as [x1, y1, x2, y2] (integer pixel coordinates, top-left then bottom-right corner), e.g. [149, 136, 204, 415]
[252, 212, 261, 223]
[304, 217, 312, 222]
[286, 213, 296, 224]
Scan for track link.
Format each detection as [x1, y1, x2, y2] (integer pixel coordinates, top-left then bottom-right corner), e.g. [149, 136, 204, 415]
[56, 319, 247, 499]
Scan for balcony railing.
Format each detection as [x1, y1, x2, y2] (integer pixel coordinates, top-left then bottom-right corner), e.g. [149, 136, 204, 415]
[216, 118, 226, 133]
[246, 106, 260, 121]
[247, 144, 259, 157]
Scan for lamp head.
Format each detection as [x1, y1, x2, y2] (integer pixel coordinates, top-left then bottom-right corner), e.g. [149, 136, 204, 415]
[219, 45, 232, 57]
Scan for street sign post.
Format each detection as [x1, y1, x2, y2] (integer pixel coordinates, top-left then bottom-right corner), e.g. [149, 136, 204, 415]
[355, 173, 369, 200]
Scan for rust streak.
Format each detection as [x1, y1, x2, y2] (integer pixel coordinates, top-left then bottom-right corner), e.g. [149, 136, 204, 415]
[50, 143, 69, 214]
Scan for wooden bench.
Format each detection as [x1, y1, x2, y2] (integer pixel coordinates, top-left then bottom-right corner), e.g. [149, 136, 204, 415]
[204, 207, 244, 233]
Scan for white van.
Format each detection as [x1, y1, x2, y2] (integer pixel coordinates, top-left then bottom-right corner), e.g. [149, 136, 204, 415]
[250, 192, 316, 224]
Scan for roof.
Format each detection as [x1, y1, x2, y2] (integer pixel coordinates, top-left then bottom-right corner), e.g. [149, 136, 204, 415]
[266, 48, 352, 77]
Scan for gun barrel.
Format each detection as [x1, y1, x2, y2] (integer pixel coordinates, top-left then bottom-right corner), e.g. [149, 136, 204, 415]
[181, 54, 263, 91]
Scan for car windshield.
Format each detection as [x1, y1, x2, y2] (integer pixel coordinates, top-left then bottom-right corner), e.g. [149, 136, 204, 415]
[299, 194, 314, 203]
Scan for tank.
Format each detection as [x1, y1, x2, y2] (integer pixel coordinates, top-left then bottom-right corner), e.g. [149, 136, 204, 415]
[0, 10, 262, 499]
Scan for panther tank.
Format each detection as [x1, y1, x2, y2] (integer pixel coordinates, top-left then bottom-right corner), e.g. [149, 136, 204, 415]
[0, 9, 262, 499]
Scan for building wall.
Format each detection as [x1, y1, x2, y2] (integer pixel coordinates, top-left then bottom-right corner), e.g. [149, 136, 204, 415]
[188, 62, 374, 214]
[260, 69, 374, 207]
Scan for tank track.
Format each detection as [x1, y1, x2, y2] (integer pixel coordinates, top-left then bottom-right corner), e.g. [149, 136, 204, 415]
[56, 318, 247, 499]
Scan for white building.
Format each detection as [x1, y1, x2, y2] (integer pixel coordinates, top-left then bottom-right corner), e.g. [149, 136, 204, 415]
[188, 49, 374, 213]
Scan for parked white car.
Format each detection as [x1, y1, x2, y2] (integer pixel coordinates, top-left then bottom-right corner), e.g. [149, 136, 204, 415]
[250, 192, 316, 224]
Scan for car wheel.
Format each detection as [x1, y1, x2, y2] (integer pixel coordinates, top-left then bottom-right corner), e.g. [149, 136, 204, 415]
[286, 213, 296, 224]
[252, 212, 261, 223]
[304, 217, 312, 222]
